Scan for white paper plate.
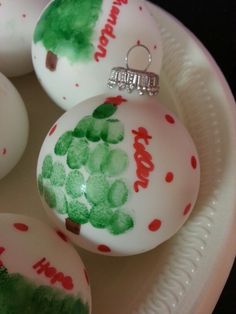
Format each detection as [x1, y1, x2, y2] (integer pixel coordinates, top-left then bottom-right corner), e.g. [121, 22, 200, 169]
[1, 2, 236, 314]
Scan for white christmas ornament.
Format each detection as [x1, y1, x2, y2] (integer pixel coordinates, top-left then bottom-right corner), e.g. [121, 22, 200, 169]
[0, 213, 91, 313]
[37, 93, 200, 256]
[0, 0, 50, 77]
[0, 72, 29, 180]
[32, 0, 163, 110]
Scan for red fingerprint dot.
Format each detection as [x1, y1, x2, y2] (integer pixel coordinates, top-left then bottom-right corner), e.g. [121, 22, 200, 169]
[183, 203, 192, 216]
[0, 247, 5, 254]
[191, 156, 197, 169]
[56, 230, 68, 242]
[49, 124, 57, 136]
[84, 269, 89, 285]
[139, 6, 143, 10]
[22, 13, 26, 18]
[75, 83, 79, 87]
[165, 114, 175, 124]
[2, 148, 7, 155]
[97, 244, 111, 253]
[154, 45, 157, 50]
[137, 40, 141, 45]
[13, 223, 29, 232]
[165, 172, 174, 183]
[148, 219, 162, 231]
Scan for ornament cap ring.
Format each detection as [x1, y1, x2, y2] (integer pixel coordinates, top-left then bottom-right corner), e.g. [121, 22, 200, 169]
[125, 44, 152, 72]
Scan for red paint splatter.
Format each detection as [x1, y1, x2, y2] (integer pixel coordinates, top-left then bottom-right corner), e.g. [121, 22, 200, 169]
[105, 95, 127, 106]
[49, 124, 57, 136]
[165, 114, 175, 124]
[165, 172, 174, 183]
[191, 156, 197, 169]
[75, 83, 79, 87]
[137, 40, 141, 45]
[56, 230, 68, 242]
[148, 219, 162, 231]
[183, 203, 192, 216]
[13, 223, 29, 232]
[97, 244, 111, 253]
[84, 269, 89, 285]
[1, 148, 7, 155]
[0, 247, 5, 255]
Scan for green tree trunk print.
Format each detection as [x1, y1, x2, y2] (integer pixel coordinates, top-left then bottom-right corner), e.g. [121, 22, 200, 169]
[38, 96, 134, 235]
[33, 0, 103, 71]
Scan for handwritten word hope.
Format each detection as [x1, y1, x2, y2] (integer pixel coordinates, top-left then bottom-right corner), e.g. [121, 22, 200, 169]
[33, 257, 74, 291]
[94, 0, 128, 62]
[132, 127, 154, 192]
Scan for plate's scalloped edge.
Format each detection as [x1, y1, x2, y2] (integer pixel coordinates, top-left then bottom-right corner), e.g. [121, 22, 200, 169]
[132, 20, 228, 314]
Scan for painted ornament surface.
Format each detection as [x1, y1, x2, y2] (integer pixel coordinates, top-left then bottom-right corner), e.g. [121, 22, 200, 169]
[0, 214, 91, 314]
[0, 0, 50, 77]
[32, 0, 163, 109]
[37, 94, 200, 256]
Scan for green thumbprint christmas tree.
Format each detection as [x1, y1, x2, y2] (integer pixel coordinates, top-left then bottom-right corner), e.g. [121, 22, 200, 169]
[0, 266, 89, 314]
[33, 0, 103, 70]
[38, 96, 134, 235]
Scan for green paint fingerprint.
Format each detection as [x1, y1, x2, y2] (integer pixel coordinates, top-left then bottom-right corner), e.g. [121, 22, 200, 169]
[50, 162, 66, 186]
[65, 170, 85, 198]
[54, 188, 68, 214]
[89, 203, 113, 228]
[68, 200, 89, 224]
[86, 174, 109, 204]
[86, 142, 109, 173]
[33, 0, 103, 63]
[67, 138, 89, 169]
[86, 117, 105, 142]
[0, 267, 89, 314]
[73, 115, 93, 138]
[108, 180, 128, 207]
[102, 148, 128, 177]
[54, 131, 73, 156]
[43, 181, 56, 208]
[42, 155, 53, 179]
[37, 174, 44, 196]
[93, 103, 117, 119]
[108, 210, 134, 235]
[101, 119, 124, 144]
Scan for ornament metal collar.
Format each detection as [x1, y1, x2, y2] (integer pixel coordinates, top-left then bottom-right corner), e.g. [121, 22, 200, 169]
[108, 44, 160, 96]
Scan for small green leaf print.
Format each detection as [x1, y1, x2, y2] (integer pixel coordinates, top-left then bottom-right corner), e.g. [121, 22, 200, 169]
[50, 162, 66, 186]
[68, 200, 90, 224]
[108, 210, 134, 235]
[54, 131, 73, 156]
[101, 119, 124, 144]
[43, 182, 56, 208]
[65, 170, 85, 198]
[86, 117, 106, 142]
[73, 115, 93, 138]
[102, 148, 128, 177]
[86, 174, 109, 204]
[54, 188, 68, 214]
[67, 138, 89, 169]
[42, 155, 53, 179]
[108, 180, 128, 207]
[37, 174, 44, 195]
[89, 203, 113, 228]
[86, 142, 109, 173]
[93, 103, 117, 119]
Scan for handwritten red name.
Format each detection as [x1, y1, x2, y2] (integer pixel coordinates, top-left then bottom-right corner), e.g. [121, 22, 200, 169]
[0, 246, 5, 267]
[33, 257, 74, 291]
[132, 127, 154, 192]
[94, 0, 128, 62]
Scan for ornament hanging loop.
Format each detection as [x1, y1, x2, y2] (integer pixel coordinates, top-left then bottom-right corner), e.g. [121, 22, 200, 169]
[108, 44, 159, 96]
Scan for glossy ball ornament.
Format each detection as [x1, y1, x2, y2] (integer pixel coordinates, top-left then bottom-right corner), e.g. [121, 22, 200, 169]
[37, 93, 200, 256]
[32, 0, 163, 110]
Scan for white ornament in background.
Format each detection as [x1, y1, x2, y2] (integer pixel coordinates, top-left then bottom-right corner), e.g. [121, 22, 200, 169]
[0, 72, 29, 180]
[0, 0, 50, 77]
[32, 0, 163, 110]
